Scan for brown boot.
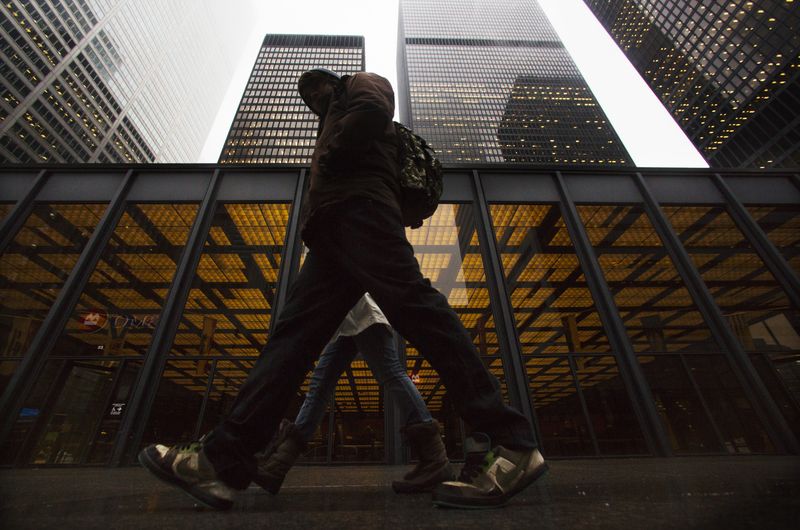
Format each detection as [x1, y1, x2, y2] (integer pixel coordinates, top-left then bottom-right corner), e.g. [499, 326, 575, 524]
[392, 420, 455, 493]
[253, 419, 306, 495]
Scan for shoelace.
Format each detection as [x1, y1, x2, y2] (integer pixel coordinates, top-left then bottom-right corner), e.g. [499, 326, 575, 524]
[174, 441, 202, 454]
[457, 452, 487, 483]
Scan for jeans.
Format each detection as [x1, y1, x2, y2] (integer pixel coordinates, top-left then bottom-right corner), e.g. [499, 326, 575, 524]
[204, 198, 535, 489]
[294, 323, 432, 443]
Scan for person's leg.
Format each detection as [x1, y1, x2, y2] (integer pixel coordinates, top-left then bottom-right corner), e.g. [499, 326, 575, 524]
[253, 335, 358, 494]
[324, 200, 535, 451]
[354, 324, 432, 427]
[202, 246, 363, 489]
[355, 323, 454, 492]
[294, 336, 358, 442]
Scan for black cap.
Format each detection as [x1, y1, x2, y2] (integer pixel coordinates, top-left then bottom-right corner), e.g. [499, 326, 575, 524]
[298, 67, 342, 116]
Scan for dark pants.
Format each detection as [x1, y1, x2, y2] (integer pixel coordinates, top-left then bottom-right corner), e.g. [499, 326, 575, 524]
[204, 198, 535, 489]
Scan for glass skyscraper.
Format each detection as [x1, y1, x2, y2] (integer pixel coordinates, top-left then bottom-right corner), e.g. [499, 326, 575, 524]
[0, 0, 253, 163]
[583, 0, 800, 168]
[219, 34, 364, 164]
[397, 0, 632, 165]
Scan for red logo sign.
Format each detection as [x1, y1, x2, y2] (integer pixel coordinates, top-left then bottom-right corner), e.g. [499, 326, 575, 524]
[78, 310, 108, 333]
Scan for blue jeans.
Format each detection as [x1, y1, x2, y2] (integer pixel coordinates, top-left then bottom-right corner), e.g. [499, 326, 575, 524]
[294, 323, 432, 443]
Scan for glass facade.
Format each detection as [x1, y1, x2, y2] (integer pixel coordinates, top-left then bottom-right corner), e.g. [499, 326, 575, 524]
[397, 0, 632, 165]
[1, 165, 798, 467]
[0, 0, 253, 163]
[583, 0, 800, 168]
[219, 34, 365, 164]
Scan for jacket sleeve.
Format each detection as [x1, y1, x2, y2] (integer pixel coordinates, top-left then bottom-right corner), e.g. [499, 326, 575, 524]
[327, 73, 394, 156]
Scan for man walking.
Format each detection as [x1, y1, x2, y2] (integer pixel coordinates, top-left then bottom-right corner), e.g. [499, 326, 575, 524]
[138, 68, 547, 510]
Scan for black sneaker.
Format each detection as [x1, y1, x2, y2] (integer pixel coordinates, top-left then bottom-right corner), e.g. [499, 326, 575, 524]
[138, 441, 235, 511]
[431, 433, 548, 509]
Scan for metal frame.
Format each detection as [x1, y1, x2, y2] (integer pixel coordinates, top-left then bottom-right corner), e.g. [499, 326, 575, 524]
[471, 170, 537, 439]
[634, 172, 800, 454]
[1, 164, 799, 466]
[0, 169, 136, 448]
[112, 170, 222, 464]
[711, 173, 800, 307]
[0, 170, 48, 255]
[555, 171, 672, 456]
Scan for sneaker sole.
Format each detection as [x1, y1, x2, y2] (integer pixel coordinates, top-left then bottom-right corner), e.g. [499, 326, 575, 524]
[138, 446, 233, 511]
[431, 462, 549, 509]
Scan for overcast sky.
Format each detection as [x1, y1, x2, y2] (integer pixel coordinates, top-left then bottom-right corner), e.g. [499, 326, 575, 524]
[199, 0, 708, 168]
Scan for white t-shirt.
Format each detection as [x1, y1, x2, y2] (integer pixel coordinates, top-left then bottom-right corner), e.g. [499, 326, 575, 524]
[334, 292, 390, 338]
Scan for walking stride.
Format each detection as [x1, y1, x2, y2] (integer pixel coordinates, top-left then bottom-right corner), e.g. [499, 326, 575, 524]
[138, 67, 547, 511]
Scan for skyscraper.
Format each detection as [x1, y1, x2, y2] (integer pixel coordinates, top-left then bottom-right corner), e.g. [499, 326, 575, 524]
[583, 0, 800, 168]
[219, 34, 365, 164]
[397, 0, 632, 165]
[0, 0, 253, 163]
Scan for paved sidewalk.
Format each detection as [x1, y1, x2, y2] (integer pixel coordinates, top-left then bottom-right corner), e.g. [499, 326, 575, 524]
[1, 457, 799, 529]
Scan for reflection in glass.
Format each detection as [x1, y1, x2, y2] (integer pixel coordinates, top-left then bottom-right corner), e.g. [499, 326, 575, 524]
[637, 354, 720, 453]
[747, 205, 800, 276]
[142, 203, 290, 449]
[0, 204, 107, 382]
[197, 359, 251, 440]
[686, 356, 774, 453]
[575, 355, 648, 454]
[577, 205, 717, 353]
[489, 203, 647, 455]
[490, 204, 610, 354]
[527, 357, 594, 456]
[664, 206, 799, 352]
[27, 362, 116, 464]
[750, 353, 800, 440]
[664, 205, 800, 437]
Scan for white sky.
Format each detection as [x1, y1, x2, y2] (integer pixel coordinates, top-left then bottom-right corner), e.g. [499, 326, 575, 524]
[199, 0, 708, 168]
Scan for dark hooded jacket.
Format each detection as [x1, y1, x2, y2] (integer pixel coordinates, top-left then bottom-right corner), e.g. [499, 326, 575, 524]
[300, 72, 401, 240]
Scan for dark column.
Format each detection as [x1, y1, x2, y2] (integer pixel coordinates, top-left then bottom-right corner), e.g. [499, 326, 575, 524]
[555, 171, 671, 456]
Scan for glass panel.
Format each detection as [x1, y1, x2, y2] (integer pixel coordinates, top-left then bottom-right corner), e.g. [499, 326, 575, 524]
[405, 203, 504, 460]
[665, 205, 798, 441]
[85, 360, 141, 464]
[142, 203, 290, 447]
[0, 360, 64, 465]
[139, 360, 212, 448]
[577, 204, 719, 353]
[27, 361, 117, 464]
[686, 355, 775, 453]
[637, 354, 721, 453]
[0, 204, 107, 388]
[750, 353, 800, 441]
[489, 203, 611, 354]
[664, 205, 799, 352]
[198, 359, 251, 439]
[527, 356, 594, 456]
[575, 355, 649, 454]
[52, 203, 200, 358]
[331, 356, 384, 462]
[746, 205, 800, 276]
[0, 203, 13, 223]
[490, 203, 646, 454]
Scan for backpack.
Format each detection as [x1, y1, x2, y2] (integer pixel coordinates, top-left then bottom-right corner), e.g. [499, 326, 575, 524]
[394, 122, 443, 229]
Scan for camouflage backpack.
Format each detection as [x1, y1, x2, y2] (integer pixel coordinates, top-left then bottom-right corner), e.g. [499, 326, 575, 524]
[394, 122, 443, 229]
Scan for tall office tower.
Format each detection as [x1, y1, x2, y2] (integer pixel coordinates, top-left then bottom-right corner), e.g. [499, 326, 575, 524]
[219, 34, 365, 164]
[397, 0, 632, 165]
[0, 0, 252, 163]
[583, 0, 800, 168]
